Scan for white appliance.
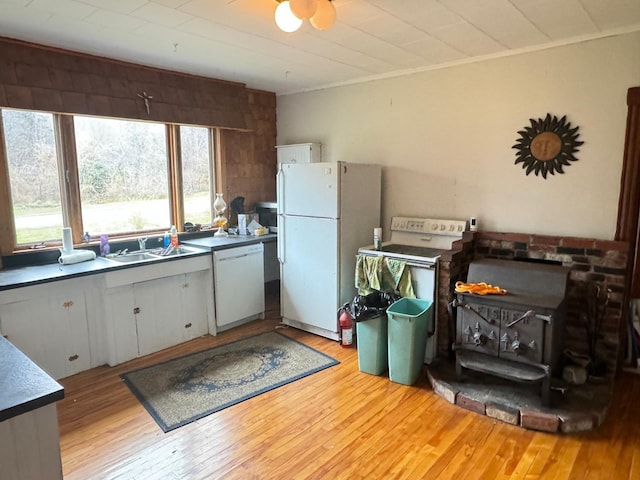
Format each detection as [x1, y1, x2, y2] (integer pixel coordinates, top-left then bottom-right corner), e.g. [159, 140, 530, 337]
[213, 243, 265, 331]
[358, 216, 467, 363]
[277, 161, 381, 340]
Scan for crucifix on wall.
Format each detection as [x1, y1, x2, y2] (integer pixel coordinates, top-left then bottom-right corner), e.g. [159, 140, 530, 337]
[137, 91, 153, 116]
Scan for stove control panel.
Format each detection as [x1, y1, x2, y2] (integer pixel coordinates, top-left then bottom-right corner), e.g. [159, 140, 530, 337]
[390, 216, 467, 235]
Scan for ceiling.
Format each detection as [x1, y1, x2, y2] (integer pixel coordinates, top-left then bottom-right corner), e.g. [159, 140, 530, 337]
[1, 0, 639, 95]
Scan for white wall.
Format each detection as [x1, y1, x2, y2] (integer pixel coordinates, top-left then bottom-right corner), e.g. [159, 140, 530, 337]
[276, 32, 640, 240]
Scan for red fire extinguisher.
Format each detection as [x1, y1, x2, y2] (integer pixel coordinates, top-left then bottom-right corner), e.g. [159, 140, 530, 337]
[339, 310, 353, 348]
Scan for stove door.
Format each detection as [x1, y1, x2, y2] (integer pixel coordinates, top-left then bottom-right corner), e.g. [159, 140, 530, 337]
[456, 299, 500, 356]
[499, 308, 544, 364]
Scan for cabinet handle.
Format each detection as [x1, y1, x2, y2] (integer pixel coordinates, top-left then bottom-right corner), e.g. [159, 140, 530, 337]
[185, 322, 192, 329]
[68, 354, 79, 362]
[134, 307, 141, 314]
[63, 300, 74, 308]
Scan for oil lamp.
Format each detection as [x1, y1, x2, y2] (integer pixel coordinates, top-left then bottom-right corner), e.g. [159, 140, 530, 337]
[212, 193, 228, 237]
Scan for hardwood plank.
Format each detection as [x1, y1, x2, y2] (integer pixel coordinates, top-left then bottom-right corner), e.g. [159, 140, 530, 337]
[56, 292, 640, 479]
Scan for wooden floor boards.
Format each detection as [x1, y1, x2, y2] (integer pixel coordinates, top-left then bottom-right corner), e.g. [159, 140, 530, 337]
[57, 293, 640, 479]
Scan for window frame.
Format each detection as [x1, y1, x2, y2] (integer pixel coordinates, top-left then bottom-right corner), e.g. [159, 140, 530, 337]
[0, 109, 218, 253]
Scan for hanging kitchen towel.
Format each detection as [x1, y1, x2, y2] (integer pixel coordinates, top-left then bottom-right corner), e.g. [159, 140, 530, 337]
[355, 255, 415, 298]
[355, 254, 383, 294]
[384, 258, 415, 298]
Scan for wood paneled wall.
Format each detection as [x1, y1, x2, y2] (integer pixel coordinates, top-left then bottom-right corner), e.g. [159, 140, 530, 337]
[219, 90, 278, 222]
[0, 37, 251, 129]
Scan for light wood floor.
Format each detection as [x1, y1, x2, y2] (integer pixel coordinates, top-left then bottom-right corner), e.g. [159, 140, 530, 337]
[57, 292, 640, 479]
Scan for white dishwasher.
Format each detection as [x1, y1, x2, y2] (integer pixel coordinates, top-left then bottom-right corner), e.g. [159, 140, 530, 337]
[213, 243, 265, 331]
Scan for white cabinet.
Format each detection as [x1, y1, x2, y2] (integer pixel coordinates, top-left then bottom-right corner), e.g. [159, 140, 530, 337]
[135, 272, 209, 357]
[0, 278, 92, 380]
[0, 403, 63, 480]
[103, 285, 137, 365]
[179, 270, 211, 339]
[103, 256, 214, 365]
[276, 143, 321, 165]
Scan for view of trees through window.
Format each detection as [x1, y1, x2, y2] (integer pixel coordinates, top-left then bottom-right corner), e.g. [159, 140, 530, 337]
[1, 108, 217, 247]
[181, 125, 213, 226]
[2, 110, 63, 244]
[75, 116, 170, 235]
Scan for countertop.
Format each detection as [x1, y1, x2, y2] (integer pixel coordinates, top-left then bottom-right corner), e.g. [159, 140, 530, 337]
[184, 233, 277, 251]
[0, 233, 277, 291]
[0, 335, 64, 422]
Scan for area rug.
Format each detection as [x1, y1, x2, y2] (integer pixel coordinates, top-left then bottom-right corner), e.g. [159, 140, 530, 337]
[121, 331, 339, 432]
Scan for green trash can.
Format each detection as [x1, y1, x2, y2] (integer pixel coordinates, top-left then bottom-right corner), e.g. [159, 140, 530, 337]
[386, 298, 432, 385]
[356, 314, 388, 375]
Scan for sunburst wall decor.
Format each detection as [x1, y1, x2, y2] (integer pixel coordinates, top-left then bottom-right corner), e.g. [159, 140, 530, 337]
[512, 113, 583, 179]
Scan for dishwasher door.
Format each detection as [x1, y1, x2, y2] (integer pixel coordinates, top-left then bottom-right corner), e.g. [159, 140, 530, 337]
[213, 243, 265, 330]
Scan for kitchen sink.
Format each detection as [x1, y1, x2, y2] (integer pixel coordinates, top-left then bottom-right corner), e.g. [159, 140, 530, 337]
[151, 245, 202, 256]
[105, 252, 158, 263]
[102, 245, 204, 264]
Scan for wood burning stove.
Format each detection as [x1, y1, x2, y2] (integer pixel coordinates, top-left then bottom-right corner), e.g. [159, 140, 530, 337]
[452, 259, 570, 405]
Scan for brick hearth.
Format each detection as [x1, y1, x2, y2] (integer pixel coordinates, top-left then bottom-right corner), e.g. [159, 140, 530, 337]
[431, 231, 629, 432]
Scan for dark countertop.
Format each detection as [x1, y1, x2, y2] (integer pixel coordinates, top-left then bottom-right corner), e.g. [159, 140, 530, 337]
[0, 247, 209, 291]
[0, 335, 64, 422]
[184, 233, 277, 251]
[0, 234, 276, 291]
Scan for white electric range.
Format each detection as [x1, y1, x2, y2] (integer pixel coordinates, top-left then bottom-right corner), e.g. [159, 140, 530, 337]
[358, 216, 467, 363]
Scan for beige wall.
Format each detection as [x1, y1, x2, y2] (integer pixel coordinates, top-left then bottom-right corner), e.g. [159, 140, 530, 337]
[276, 32, 640, 240]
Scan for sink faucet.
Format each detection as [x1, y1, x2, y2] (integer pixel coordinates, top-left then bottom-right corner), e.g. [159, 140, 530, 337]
[138, 237, 148, 250]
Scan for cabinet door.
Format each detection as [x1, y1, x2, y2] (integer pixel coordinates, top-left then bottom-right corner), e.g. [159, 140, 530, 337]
[0, 293, 90, 379]
[0, 299, 50, 374]
[104, 286, 138, 366]
[180, 271, 210, 341]
[134, 276, 183, 357]
[276, 143, 321, 165]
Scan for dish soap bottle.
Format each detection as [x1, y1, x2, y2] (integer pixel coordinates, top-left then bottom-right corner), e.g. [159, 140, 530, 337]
[100, 234, 110, 257]
[163, 230, 171, 248]
[169, 225, 179, 248]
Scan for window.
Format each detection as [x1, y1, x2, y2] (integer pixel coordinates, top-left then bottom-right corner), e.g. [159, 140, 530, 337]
[75, 116, 170, 235]
[0, 108, 218, 251]
[180, 125, 213, 226]
[1, 110, 63, 245]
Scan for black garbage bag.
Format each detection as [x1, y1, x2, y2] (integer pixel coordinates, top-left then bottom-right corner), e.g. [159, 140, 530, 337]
[338, 291, 401, 322]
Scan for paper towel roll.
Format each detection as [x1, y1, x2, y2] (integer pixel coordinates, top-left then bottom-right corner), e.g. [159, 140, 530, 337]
[58, 249, 96, 265]
[62, 227, 73, 253]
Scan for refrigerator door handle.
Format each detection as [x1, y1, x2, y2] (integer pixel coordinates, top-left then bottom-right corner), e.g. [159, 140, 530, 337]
[276, 165, 284, 214]
[277, 215, 284, 264]
[276, 165, 284, 264]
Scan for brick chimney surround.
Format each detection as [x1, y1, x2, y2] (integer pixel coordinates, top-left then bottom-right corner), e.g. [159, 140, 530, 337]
[429, 231, 630, 433]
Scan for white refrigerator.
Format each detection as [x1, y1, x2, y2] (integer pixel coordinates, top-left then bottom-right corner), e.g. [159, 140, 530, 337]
[277, 161, 381, 340]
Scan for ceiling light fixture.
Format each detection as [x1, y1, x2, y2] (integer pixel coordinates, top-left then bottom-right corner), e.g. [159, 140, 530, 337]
[275, 0, 336, 33]
[274, 1, 303, 33]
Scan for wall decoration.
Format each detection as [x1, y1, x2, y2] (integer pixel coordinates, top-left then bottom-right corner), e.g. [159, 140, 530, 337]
[512, 113, 583, 179]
